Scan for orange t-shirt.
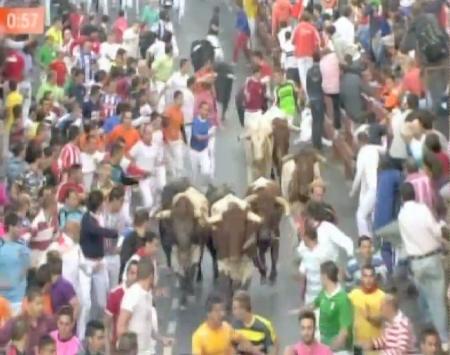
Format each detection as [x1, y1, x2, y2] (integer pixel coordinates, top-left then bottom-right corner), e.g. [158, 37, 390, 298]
[0, 297, 12, 326]
[22, 293, 53, 316]
[163, 105, 184, 142]
[108, 124, 141, 152]
[78, 132, 106, 151]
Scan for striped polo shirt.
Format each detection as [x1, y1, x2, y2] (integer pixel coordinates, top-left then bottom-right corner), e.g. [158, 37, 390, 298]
[232, 315, 276, 353]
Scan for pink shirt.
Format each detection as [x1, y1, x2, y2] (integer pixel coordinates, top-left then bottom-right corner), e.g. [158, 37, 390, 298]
[320, 52, 340, 94]
[293, 341, 333, 355]
[50, 330, 81, 355]
[405, 172, 435, 211]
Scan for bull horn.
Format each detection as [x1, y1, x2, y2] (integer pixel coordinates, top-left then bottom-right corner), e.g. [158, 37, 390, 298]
[275, 196, 290, 215]
[242, 235, 256, 250]
[245, 194, 258, 203]
[155, 210, 171, 219]
[287, 122, 301, 132]
[206, 214, 223, 224]
[247, 211, 263, 224]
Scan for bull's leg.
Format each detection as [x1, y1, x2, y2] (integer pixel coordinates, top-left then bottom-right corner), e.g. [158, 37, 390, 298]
[269, 236, 280, 284]
[178, 273, 188, 310]
[218, 272, 233, 310]
[257, 240, 270, 284]
[159, 221, 172, 268]
[206, 236, 219, 280]
[196, 244, 204, 283]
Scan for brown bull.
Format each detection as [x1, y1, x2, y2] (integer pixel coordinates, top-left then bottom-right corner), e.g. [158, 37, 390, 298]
[207, 194, 262, 307]
[246, 177, 289, 284]
[272, 118, 290, 180]
[156, 186, 210, 307]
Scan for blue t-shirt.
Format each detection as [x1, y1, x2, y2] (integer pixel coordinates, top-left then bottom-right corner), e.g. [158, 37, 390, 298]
[103, 115, 121, 134]
[0, 240, 30, 303]
[191, 117, 211, 152]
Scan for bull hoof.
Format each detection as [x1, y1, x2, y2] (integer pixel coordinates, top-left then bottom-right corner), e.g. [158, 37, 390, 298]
[196, 271, 203, 283]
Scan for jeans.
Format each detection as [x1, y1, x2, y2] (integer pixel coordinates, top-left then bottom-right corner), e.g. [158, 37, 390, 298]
[310, 99, 325, 150]
[410, 254, 449, 343]
[297, 57, 313, 96]
[326, 93, 341, 129]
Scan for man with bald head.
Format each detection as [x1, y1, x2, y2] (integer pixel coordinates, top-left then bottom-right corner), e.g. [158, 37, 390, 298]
[358, 293, 414, 354]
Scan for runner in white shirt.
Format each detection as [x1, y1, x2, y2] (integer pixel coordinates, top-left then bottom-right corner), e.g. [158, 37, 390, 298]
[182, 76, 196, 145]
[80, 134, 106, 190]
[165, 58, 190, 107]
[129, 125, 160, 213]
[99, 33, 120, 72]
[117, 258, 172, 355]
[350, 132, 384, 237]
[122, 24, 141, 59]
[334, 6, 355, 45]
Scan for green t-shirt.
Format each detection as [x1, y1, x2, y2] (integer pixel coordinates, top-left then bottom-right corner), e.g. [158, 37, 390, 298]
[275, 82, 297, 117]
[314, 288, 353, 350]
[141, 5, 159, 28]
[152, 55, 174, 83]
[37, 43, 57, 68]
[36, 82, 64, 102]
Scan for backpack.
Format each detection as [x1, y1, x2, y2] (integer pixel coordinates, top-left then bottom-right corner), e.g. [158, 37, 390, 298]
[416, 15, 449, 63]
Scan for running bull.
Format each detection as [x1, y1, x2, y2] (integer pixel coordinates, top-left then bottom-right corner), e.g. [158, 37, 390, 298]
[206, 193, 262, 307]
[245, 177, 289, 284]
[156, 181, 211, 306]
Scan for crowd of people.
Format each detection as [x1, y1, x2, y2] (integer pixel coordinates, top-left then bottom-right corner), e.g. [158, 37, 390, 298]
[0, 0, 449, 353]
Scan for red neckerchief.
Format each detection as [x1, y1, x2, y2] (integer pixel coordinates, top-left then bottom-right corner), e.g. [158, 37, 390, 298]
[137, 247, 147, 258]
[361, 284, 379, 294]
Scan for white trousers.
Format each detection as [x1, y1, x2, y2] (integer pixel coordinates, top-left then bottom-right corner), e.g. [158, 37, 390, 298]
[105, 254, 120, 290]
[207, 136, 216, 178]
[356, 188, 376, 237]
[78, 258, 109, 339]
[138, 176, 158, 210]
[166, 140, 184, 179]
[83, 172, 94, 191]
[18, 81, 32, 118]
[191, 148, 211, 185]
[297, 57, 313, 95]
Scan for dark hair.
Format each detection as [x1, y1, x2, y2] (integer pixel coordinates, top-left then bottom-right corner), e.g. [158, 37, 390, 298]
[233, 290, 252, 312]
[109, 185, 125, 202]
[419, 326, 440, 344]
[285, 31, 292, 40]
[312, 51, 321, 62]
[144, 230, 157, 245]
[86, 190, 104, 212]
[137, 257, 155, 280]
[26, 286, 43, 302]
[133, 209, 150, 227]
[205, 292, 224, 312]
[117, 332, 138, 354]
[320, 261, 339, 283]
[252, 50, 263, 59]
[357, 235, 372, 247]
[408, 110, 434, 129]
[35, 264, 52, 288]
[9, 80, 17, 91]
[179, 58, 188, 69]
[404, 157, 419, 174]
[126, 260, 139, 273]
[12, 104, 22, 119]
[298, 310, 316, 326]
[11, 318, 29, 341]
[48, 257, 63, 276]
[86, 320, 105, 338]
[400, 182, 416, 202]
[361, 263, 375, 275]
[68, 163, 82, 177]
[325, 25, 336, 36]
[11, 142, 25, 157]
[38, 335, 55, 351]
[4, 212, 20, 231]
[303, 218, 318, 241]
[424, 133, 442, 153]
[187, 76, 196, 88]
[173, 90, 183, 100]
[57, 305, 75, 321]
[67, 125, 80, 142]
[406, 93, 419, 110]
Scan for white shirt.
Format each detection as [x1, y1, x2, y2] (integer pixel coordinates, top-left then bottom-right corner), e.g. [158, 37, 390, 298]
[398, 200, 442, 257]
[182, 88, 195, 124]
[80, 151, 105, 174]
[334, 17, 355, 45]
[351, 144, 381, 197]
[316, 221, 354, 262]
[121, 283, 157, 354]
[389, 108, 409, 159]
[100, 42, 120, 62]
[280, 40, 297, 69]
[147, 39, 166, 60]
[122, 28, 140, 59]
[166, 71, 189, 104]
[297, 242, 329, 304]
[129, 140, 159, 172]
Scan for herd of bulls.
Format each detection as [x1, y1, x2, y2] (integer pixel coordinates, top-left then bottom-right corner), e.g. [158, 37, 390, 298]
[156, 112, 325, 307]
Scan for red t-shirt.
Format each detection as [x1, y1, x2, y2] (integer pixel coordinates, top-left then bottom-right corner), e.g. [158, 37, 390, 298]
[3, 50, 25, 82]
[49, 60, 68, 87]
[402, 67, 424, 97]
[106, 285, 125, 344]
[260, 61, 273, 78]
[57, 181, 84, 203]
[244, 77, 265, 111]
[292, 21, 320, 58]
[436, 152, 450, 177]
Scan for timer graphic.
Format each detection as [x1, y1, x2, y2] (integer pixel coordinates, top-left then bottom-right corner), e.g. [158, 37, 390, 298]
[0, 7, 45, 35]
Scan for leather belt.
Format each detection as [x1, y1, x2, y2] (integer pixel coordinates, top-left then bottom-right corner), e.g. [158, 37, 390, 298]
[408, 249, 441, 261]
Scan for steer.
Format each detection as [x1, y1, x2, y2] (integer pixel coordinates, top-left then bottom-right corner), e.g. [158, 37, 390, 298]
[245, 177, 290, 284]
[206, 193, 262, 307]
[271, 117, 290, 180]
[156, 184, 210, 307]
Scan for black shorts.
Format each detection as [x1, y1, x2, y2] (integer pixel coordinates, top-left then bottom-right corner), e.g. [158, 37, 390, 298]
[286, 67, 300, 86]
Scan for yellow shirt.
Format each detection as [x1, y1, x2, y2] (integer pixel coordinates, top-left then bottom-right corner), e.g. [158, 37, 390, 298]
[46, 26, 63, 47]
[349, 288, 385, 343]
[5, 90, 23, 131]
[192, 322, 234, 355]
[243, 0, 258, 19]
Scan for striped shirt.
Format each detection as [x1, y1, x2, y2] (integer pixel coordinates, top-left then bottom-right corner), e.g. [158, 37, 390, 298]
[58, 142, 81, 173]
[372, 310, 415, 354]
[346, 254, 387, 289]
[29, 210, 58, 251]
[101, 93, 121, 120]
[405, 171, 435, 211]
